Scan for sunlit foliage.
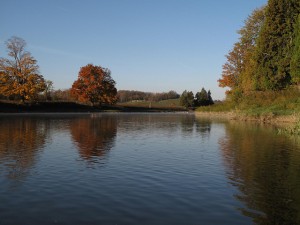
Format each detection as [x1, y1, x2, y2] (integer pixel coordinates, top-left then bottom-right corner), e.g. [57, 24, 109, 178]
[71, 64, 117, 106]
[0, 37, 46, 102]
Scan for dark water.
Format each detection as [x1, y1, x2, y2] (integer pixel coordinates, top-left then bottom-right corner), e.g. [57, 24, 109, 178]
[0, 113, 300, 225]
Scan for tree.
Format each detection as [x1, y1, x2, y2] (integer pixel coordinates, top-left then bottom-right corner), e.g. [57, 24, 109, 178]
[207, 90, 214, 105]
[44, 80, 53, 101]
[71, 64, 117, 106]
[179, 90, 194, 108]
[218, 42, 244, 91]
[0, 36, 46, 102]
[194, 88, 214, 107]
[291, 14, 300, 85]
[218, 6, 266, 93]
[254, 0, 300, 90]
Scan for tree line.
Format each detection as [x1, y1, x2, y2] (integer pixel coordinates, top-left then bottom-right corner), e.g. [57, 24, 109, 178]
[218, 0, 300, 100]
[179, 88, 214, 108]
[117, 90, 179, 103]
[0, 36, 214, 108]
[0, 37, 117, 105]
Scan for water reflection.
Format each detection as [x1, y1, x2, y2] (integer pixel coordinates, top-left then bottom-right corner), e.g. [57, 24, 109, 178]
[70, 115, 117, 163]
[0, 118, 47, 182]
[219, 121, 300, 225]
[115, 113, 211, 139]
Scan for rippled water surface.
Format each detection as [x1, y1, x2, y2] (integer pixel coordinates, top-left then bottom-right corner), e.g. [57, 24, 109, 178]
[0, 113, 300, 225]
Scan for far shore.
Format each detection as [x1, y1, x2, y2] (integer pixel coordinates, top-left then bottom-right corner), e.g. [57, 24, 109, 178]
[0, 101, 187, 113]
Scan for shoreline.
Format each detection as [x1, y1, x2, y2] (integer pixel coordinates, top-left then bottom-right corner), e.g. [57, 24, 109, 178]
[0, 101, 187, 113]
[195, 111, 299, 124]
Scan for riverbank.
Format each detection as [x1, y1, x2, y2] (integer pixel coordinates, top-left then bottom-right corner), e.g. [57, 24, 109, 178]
[195, 111, 299, 124]
[0, 101, 187, 113]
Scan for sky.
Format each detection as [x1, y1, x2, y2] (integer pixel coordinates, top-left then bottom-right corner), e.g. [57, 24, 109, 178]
[1, 0, 267, 100]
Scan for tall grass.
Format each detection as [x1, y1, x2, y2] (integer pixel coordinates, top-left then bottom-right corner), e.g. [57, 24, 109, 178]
[278, 119, 300, 135]
[197, 87, 300, 116]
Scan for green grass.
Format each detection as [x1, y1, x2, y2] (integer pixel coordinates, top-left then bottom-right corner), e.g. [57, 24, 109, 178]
[196, 88, 300, 116]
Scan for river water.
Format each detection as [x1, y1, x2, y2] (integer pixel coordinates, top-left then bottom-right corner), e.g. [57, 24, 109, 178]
[0, 113, 299, 225]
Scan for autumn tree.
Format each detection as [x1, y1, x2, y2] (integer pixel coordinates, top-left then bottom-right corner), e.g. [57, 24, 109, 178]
[254, 0, 300, 90]
[71, 64, 117, 106]
[218, 6, 266, 94]
[0, 36, 46, 102]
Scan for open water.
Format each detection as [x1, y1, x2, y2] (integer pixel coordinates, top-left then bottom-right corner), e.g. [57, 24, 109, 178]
[0, 113, 300, 225]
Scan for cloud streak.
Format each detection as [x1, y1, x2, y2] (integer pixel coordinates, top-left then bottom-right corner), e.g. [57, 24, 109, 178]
[29, 44, 92, 61]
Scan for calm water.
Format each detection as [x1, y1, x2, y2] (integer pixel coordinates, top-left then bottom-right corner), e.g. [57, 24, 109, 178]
[0, 113, 300, 225]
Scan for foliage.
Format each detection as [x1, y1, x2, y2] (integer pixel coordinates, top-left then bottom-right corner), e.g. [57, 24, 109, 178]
[179, 90, 194, 108]
[218, 6, 266, 92]
[50, 89, 73, 101]
[254, 0, 300, 90]
[197, 87, 300, 116]
[0, 36, 46, 102]
[43, 80, 53, 101]
[117, 90, 179, 103]
[194, 88, 214, 107]
[218, 42, 244, 90]
[71, 64, 117, 105]
[291, 14, 300, 84]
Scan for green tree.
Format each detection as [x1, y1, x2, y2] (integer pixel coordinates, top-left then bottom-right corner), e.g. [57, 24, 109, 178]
[207, 90, 214, 105]
[254, 0, 300, 90]
[0, 36, 46, 102]
[179, 90, 194, 108]
[195, 88, 214, 106]
[291, 14, 300, 85]
[195, 88, 208, 106]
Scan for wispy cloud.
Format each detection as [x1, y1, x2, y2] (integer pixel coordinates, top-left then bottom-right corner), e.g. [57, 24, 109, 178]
[29, 44, 92, 61]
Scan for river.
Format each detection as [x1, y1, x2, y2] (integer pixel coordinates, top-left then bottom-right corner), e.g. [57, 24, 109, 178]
[0, 113, 299, 224]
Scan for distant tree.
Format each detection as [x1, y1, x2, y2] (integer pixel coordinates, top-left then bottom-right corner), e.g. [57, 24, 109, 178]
[51, 89, 73, 101]
[254, 0, 300, 90]
[71, 64, 117, 106]
[117, 90, 179, 103]
[44, 80, 53, 101]
[194, 88, 214, 106]
[0, 36, 46, 102]
[207, 90, 214, 105]
[179, 90, 194, 108]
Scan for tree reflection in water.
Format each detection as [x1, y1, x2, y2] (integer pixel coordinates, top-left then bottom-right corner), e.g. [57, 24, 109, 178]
[70, 114, 117, 164]
[0, 118, 47, 182]
[219, 121, 300, 225]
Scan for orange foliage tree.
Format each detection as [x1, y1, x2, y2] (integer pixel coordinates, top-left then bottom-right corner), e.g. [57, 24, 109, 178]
[0, 36, 46, 102]
[71, 64, 117, 106]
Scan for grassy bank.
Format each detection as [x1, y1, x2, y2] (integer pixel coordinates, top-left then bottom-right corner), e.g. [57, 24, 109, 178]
[196, 88, 300, 123]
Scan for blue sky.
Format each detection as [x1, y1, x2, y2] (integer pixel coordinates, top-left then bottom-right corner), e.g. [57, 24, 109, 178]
[1, 0, 267, 100]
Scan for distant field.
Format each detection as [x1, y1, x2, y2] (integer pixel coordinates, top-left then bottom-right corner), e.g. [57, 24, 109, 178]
[118, 99, 184, 109]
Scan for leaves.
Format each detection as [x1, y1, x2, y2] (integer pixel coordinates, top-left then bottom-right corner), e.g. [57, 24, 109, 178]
[71, 64, 117, 105]
[0, 37, 46, 101]
[218, 7, 266, 93]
